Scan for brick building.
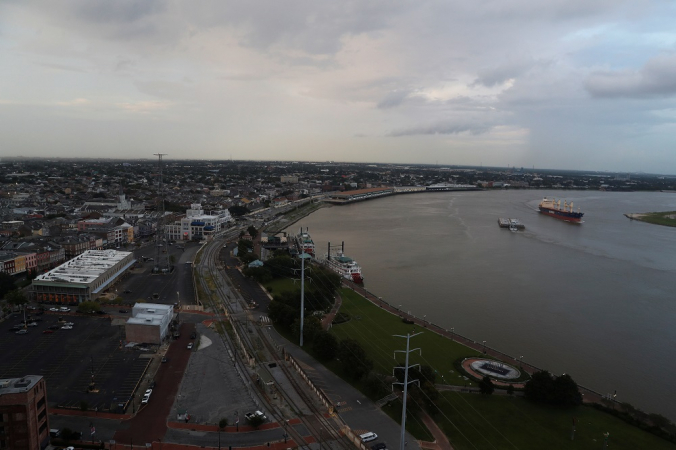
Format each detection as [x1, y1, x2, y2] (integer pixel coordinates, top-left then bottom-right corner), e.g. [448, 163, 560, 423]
[0, 375, 50, 450]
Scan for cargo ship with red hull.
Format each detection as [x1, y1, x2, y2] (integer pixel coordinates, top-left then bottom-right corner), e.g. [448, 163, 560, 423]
[324, 241, 364, 284]
[538, 198, 584, 223]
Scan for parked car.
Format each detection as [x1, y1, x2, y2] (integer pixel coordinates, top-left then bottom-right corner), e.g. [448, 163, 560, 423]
[43, 329, 54, 334]
[371, 443, 387, 450]
[360, 432, 378, 443]
[48, 325, 60, 330]
[161, 357, 169, 363]
[190, 332, 196, 339]
[187, 343, 193, 350]
[123, 289, 132, 294]
[59, 307, 71, 312]
[27, 322, 38, 327]
[61, 325, 73, 330]
[119, 309, 128, 313]
[49, 307, 59, 312]
[245, 410, 267, 421]
[15, 329, 28, 335]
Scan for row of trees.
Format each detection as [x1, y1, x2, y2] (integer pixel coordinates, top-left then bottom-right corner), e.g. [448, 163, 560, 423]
[524, 371, 583, 407]
[474, 370, 582, 408]
[239, 246, 445, 414]
[1, 272, 28, 318]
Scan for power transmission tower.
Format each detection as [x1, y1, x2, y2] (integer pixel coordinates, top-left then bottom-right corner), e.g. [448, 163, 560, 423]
[153, 153, 170, 273]
[293, 252, 312, 346]
[393, 332, 422, 450]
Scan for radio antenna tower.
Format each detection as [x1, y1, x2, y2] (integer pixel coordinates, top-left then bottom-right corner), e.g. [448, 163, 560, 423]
[153, 153, 170, 273]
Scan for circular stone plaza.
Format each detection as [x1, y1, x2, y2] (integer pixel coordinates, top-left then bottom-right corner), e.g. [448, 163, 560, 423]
[462, 358, 523, 384]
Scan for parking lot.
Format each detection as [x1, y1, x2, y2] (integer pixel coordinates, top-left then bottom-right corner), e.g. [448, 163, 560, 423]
[112, 242, 198, 308]
[1, 311, 151, 413]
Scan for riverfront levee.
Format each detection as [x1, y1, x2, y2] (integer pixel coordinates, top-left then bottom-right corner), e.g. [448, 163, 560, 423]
[286, 190, 676, 420]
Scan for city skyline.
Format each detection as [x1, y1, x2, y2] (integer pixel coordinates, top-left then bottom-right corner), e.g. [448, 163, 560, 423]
[2, 1, 676, 173]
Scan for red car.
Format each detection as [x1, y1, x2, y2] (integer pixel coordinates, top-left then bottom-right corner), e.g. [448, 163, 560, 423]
[42, 329, 54, 334]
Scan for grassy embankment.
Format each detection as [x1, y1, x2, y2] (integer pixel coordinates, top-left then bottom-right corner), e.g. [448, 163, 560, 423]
[329, 288, 676, 450]
[629, 211, 676, 227]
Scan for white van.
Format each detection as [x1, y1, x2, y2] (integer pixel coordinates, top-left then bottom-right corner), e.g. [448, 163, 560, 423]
[360, 432, 378, 443]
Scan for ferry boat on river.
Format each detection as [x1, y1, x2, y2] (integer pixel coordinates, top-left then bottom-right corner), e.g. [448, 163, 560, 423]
[295, 227, 315, 256]
[324, 242, 364, 284]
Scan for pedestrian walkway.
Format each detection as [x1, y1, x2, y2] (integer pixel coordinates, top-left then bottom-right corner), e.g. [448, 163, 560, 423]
[321, 292, 342, 330]
[112, 323, 196, 447]
[419, 410, 454, 450]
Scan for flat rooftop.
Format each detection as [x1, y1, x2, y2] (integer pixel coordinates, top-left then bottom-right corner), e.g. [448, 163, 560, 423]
[0, 375, 42, 395]
[35, 249, 132, 285]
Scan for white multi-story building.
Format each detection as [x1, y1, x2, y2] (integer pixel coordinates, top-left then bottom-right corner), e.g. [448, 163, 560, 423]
[125, 303, 174, 344]
[165, 203, 232, 241]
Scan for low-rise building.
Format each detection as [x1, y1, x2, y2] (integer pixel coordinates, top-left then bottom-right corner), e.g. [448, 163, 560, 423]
[125, 303, 174, 345]
[31, 250, 135, 304]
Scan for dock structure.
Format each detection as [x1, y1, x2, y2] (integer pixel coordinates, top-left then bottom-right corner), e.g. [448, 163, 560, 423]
[324, 187, 395, 204]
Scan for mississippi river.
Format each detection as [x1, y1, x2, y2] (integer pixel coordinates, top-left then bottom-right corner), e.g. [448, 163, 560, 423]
[289, 190, 676, 419]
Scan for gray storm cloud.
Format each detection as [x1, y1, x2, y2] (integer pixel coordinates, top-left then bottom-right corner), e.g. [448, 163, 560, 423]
[1, 0, 676, 172]
[388, 121, 493, 137]
[586, 54, 676, 99]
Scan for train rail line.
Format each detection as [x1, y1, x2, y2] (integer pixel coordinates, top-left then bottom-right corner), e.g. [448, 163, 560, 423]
[195, 235, 356, 450]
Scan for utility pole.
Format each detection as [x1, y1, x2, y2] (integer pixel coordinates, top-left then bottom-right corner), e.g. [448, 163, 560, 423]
[393, 332, 422, 450]
[298, 252, 311, 347]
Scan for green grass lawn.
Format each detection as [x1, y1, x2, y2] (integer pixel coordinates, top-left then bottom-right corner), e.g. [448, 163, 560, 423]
[435, 392, 676, 450]
[263, 277, 300, 296]
[634, 211, 676, 227]
[330, 288, 676, 449]
[331, 288, 481, 387]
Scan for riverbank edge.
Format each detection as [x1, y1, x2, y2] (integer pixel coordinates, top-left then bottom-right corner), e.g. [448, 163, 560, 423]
[624, 211, 676, 227]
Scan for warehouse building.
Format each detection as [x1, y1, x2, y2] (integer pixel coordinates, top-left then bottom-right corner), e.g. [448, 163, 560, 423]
[125, 303, 173, 345]
[31, 250, 135, 304]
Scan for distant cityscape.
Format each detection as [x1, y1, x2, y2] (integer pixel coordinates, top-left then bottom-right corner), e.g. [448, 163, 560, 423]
[1, 157, 675, 278]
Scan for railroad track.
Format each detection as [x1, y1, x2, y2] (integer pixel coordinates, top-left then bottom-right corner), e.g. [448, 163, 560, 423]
[196, 236, 356, 450]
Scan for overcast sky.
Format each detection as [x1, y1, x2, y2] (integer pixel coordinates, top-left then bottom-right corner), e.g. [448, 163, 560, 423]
[2, 1, 676, 173]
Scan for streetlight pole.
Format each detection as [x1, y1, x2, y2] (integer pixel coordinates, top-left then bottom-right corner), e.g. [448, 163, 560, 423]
[450, 327, 454, 340]
[176, 291, 180, 323]
[519, 355, 523, 368]
[299, 252, 311, 347]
